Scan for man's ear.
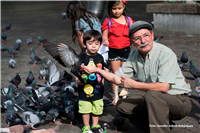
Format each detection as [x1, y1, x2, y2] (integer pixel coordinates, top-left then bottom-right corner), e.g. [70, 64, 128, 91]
[151, 31, 154, 40]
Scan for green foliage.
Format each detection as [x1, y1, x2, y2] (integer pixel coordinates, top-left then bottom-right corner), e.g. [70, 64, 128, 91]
[163, 0, 186, 3]
[193, 0, 200, 3]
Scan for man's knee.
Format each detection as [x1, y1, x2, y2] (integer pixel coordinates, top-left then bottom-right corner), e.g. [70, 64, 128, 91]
[116, 99, 123, 112]
[144, 90, 160, 101]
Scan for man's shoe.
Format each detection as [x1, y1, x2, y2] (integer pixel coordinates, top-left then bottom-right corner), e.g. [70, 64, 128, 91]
[82, 126, 93, 133]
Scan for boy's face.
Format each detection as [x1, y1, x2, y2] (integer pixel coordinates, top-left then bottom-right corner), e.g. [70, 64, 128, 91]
[85, 37, 101, 56]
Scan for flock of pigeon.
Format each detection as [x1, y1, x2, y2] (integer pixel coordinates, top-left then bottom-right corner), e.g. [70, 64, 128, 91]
[178, 51, 200, 123]
[1, 21, 111, 133]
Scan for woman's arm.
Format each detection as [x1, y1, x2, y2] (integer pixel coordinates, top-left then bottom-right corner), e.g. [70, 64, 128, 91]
[76, 30, 86, 53]
[102, 29, 109, 47]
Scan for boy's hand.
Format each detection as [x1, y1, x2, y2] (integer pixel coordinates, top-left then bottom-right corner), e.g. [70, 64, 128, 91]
[104, 67, 109, 72]
[83, 66, 97, 74]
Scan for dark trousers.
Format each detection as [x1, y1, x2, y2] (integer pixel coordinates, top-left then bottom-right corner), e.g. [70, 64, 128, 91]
[116, 90, 192, 133]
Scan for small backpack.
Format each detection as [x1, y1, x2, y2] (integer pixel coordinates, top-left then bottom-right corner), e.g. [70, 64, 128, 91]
[107, 16, 132, 33]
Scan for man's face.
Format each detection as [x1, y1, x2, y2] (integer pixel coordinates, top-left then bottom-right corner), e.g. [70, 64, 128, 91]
[131, 29, 154, 55]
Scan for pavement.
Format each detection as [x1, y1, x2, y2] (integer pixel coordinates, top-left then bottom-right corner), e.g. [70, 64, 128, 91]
[1, 1, 200, 133]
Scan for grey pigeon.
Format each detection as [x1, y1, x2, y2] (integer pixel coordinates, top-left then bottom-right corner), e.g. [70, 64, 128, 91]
[38, 36, 46, 46]
[9, 58, 16, 69]
[178, 59, 187, 72]
[16, 110, 45, 129]
[7, 84, 17, 98]
[5, 21, 12, 31]
[9, 73, 21, 88]
[154, 36, 163, 42]
[5, 102, 18, 126]
[189, 61, 200, 79]
[42, 56, 51, 66]
[30, 48, 42, 66]
[195, 78, 200, 94]
[113, 114, 125, 132]
[61, 12, 66, 19]
[45, 101, 59, 122]
[6, 48, 18, 58]
[1, 30, 7, 42]
[25, 70, 35, 86]
[39, 64, 47, 81]
[47, 60, 60, 85]
[180, 51, 188, 63]
[26, 37, 33, 45]
[1, 44, 7, 51]
[42, 39, 86, 83]
[13, 39, 21, 51]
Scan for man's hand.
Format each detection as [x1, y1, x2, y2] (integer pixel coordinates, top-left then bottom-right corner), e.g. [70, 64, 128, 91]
[120, 75, 136, 89]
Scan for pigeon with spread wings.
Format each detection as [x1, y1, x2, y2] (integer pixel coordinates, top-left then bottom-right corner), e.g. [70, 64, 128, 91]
[42, 39, 86, 83]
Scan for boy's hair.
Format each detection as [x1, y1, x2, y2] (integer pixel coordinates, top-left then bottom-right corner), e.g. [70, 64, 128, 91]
[66, 1, 99, 44]
[107, 1, 127, 17]
[83, 30, 102, 45]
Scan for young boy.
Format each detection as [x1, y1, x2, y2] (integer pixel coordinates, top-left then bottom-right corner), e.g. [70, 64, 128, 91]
[75, 30, 107, 133]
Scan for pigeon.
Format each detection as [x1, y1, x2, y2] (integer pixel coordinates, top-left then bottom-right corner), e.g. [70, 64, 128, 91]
[54, 39, 57, 43]
[30, 121, 62, 133]
[13, 39, 21, 51]
[1, 30, 7, 42]
[189, 61, 200, 79]
[1, 87, 9, 96]
[39, 64, 47, 81]
[63, 70, 73, 81]
[180, 51, 188, 63]
[91, 123, 109, 133]
[45, 101, 59, 122]
[38, 36, 46, 46]
[1, 44, 8, 51]
[27, 37, 33, 45]
[42, 56, 51, 66]
[5, 21, 12, 31]
[47, 60, 60, 85]
[6, 84, 17, 98]
[178, 59, 187, 72]
[5, 102, 18, 127]
[16, 39, 22, 44]
[42, 39, 86, 83]
[195, 78, 200, 94]
[9, 58, 16, 69]
[113, 114, 125, 132]
[6, 48, 18, 58]
[16, 110, 45, 129]
[0, 124, 32, 133]
[9, 73, 21, 88]
[26, 70, 35, 86]
[30, 48, 42, 66]
[154, 36, 163, 42]
[61, 12, 67, 19]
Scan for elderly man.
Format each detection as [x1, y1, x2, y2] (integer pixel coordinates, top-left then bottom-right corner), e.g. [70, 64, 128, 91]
[83, 20, 192, 133]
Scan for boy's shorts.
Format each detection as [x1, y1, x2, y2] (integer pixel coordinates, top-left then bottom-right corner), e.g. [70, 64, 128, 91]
[79, 99, 104, 115]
